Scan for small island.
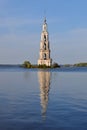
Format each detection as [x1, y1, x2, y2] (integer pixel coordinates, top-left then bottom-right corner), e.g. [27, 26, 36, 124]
[21, 61, 60, 69]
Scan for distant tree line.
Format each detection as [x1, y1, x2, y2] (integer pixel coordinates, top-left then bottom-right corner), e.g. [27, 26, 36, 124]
[63, 62, 87, 67]
[74, 63, 87, 67]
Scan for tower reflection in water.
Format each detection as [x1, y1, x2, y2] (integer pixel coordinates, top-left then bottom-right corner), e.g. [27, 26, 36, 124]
[38, 70, 51, 119]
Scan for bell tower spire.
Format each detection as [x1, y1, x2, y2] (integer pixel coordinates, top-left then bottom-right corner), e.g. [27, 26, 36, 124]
[38, 18, 52, 66]
[43, 17, 47, 32]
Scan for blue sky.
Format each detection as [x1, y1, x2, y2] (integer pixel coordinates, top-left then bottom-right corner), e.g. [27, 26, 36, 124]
[0, 0, 87, 64]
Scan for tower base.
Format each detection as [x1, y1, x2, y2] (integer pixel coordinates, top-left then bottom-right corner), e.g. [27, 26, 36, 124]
[38, 59, 52, 67]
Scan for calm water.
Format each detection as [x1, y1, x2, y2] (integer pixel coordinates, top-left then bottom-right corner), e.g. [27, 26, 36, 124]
[0, 67, 87, 130]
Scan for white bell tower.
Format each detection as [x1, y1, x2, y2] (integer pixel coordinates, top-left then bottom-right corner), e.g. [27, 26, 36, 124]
[38, 18, 52, 66]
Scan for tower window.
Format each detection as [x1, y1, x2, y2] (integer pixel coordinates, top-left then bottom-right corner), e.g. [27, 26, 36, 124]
[43, 53, 46, 60]
[44, 35, 46, 41]
[44, 43, 46, 50]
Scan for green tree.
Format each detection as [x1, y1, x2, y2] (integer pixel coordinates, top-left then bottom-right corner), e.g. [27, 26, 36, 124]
[23, 61, 31, 68]
[52, 62, 60, 68]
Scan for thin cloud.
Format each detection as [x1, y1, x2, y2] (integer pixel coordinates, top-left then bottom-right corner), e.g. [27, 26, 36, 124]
[51, 28, 87, 44]
[0, 17, 41, 28]
[50, 28, 87, 64]
[0, 33, 39, 46]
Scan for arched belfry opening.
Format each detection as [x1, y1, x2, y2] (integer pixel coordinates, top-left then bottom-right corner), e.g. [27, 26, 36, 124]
[44, 53, 46, 60]
[38, 18, 52, 66]
[44, 43, 46, 50]
[44, 35, 46, 41]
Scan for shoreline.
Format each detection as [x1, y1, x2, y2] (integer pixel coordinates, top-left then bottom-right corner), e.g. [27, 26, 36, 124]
[0, 64, 87, 68]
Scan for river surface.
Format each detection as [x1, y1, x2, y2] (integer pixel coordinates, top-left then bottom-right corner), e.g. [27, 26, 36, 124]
[0, 67, 87, 130]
